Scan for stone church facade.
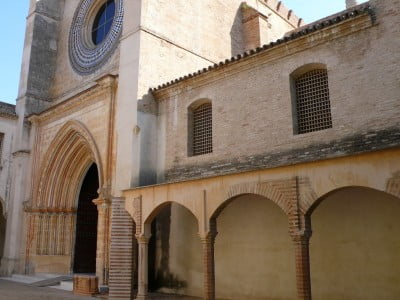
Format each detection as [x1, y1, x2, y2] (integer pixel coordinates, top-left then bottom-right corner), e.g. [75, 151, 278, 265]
[0, 0, 399, 299]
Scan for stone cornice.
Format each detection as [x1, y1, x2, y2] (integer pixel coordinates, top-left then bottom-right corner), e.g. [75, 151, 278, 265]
[27, 74, 117, 124]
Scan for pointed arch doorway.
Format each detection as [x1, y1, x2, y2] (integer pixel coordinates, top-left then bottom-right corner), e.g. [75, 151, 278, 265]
[29, 121, 108, 280]
[73, 163, 99, 274]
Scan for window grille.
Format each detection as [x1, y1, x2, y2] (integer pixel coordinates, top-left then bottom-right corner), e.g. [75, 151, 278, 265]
[192, 103, 212, 156]
[295, 69, 332, 134]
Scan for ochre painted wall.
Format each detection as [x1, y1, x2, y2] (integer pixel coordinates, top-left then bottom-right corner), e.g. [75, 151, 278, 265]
[310, 187, 400, 300]
[215, 195, 296, 300]
[168, 204, 203, 296]
[155, 196, 298, 299]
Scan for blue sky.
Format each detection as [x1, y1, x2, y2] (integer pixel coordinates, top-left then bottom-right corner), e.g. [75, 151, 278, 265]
[0, 0, 357, 105]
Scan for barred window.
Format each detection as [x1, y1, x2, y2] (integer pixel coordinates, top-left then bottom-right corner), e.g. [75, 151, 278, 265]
[189, 102, 213, 156]
[294, 69, 332, 134]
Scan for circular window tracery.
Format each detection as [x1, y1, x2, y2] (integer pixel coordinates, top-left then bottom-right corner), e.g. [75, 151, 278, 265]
[69, 0, 124, 75]
[92, 0, 116, 45]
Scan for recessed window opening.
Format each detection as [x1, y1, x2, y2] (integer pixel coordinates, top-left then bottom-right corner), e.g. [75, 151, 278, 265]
[92, 0, 116, 45]
[295, 69, 332, 134]
[192, 103, 212, 156]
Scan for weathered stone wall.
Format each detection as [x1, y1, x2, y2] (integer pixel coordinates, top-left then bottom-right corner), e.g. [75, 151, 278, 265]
[48, 0, 120, 103]
[0, 116, 17, 210]
[25, 77, 116, 274]
[141, 0, 298, 65]
[156, 0, 400, 183]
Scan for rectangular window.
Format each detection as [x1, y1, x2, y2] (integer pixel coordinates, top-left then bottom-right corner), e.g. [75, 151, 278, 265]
[295, 69, 332, 134]
[192, 103, 213, 156]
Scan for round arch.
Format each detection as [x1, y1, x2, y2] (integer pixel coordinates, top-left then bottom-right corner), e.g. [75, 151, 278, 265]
[144, 200, 200, 231]
[211, 181, 292, 219]
[146, 201, 202, 296]
[35, 120, 104, 209]
[213, 193, 297, 300]
[305, 184, 396, 216]
[309, 186, 400, 299]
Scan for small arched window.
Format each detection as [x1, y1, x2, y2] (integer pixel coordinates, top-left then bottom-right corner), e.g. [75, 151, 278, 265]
[292, 66, 332, 134]
[188, 101, 213, 156]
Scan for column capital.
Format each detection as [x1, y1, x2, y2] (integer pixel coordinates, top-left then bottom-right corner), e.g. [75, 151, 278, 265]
[136, 235, 150, 244]
[289, 212, 312, 242]
[92, 197, 111, 209]
[199, 230, 218, 244]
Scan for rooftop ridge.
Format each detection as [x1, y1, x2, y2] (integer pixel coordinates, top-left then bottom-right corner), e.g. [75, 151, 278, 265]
[0, 101, 17, 118]
[261, 0, 304, 28]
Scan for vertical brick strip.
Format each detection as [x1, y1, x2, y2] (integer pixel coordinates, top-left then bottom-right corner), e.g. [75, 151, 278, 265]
[109, 198, 134, 300]
[201, 219, 217, 300]
[289, 177, 312, 300]
[292, 234, 312, 300]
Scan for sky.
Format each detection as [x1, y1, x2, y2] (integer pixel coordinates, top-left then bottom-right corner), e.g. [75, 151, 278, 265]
[0, 0, 358, 105]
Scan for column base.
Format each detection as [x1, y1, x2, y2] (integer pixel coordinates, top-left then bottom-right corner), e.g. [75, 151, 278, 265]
[135, 295, 149, 300]
[0, 257, 24, 276]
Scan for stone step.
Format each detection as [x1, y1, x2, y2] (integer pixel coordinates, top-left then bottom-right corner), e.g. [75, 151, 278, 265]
[50, 280, 74, 291]
[29, 275, 73, 287]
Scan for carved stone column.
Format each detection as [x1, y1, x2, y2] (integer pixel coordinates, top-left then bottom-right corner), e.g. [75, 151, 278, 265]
[136, 235, 150, 300]
[93, 197, 111, 286]
[200, 219, 218, 300]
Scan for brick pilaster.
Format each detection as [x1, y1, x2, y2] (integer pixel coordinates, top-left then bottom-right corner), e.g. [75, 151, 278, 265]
[288, 177, 313, 300]
[291, 232, 312, 300]
[108, 198, 135, 300]
[200, 219, 217, 300]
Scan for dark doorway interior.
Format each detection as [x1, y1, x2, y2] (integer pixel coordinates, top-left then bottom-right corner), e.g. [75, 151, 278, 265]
[0, 202, 5, 263]
[73, 163, 99, 274]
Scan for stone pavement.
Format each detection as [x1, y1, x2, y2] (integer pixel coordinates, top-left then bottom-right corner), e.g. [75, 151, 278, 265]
[0, 279, 201, 300]
[0, 279, 95, 300]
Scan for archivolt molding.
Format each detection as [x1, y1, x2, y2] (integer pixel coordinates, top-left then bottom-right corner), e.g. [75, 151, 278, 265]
[33, 120, 104, 209]
[222, 177, 317, 238]
[222, 178, 298, 216]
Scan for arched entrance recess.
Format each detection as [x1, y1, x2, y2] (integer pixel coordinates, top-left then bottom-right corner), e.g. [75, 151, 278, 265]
[212, 193, 297, 300]
[29, 121, 104, 274]
[0, 199, 6, 267]
[145, 202, 202, 297]
[309, 187, 400, 300]
[73, 163, 99, 273]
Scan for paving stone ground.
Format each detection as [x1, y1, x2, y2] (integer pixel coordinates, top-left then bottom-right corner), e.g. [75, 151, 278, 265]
[0, 279, 201, 300]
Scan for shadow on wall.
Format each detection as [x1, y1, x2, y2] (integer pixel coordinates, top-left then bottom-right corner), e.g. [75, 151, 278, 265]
[0, 201, 6, 263]
[230, 5, 245, 57]
[148, 204, 187, 293]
